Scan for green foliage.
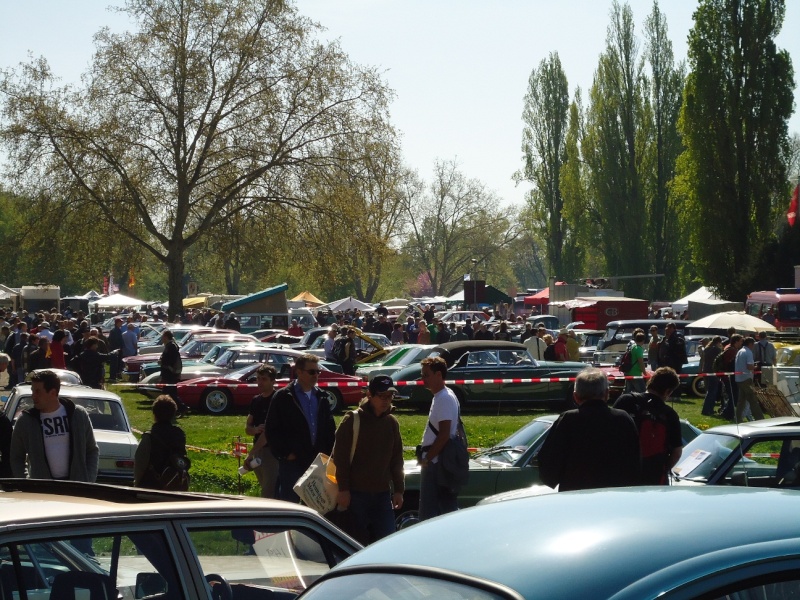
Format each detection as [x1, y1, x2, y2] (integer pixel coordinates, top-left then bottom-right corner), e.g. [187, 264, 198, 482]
[518, 52, 573, 280]
[677, 0, 794, 299]
[0, 0, 393, 316]
[583, 1, 651, 298]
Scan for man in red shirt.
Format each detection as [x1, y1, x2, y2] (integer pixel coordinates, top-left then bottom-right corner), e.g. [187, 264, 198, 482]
[287, 319, 304, 337]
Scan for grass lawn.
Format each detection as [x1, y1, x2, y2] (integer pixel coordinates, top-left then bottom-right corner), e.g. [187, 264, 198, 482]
[113, 384, 735, 496]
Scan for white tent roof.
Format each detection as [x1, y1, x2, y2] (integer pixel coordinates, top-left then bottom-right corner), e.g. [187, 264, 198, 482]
[672, 286, 719, 313]
[321, 296, 375, 312]
[446, 291, 464, 302]
[89, 293, 147, 308]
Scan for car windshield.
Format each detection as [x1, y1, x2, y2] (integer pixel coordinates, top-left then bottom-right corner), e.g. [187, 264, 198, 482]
[13, 395, 128, 432]
[672, 432, 741, 482]
[474, 418, 552, 465]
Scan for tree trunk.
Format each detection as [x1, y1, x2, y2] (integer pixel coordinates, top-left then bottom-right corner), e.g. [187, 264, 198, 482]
[166, 248, 185, 321]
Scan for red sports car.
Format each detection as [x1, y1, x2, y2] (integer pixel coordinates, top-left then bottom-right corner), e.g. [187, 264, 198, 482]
[172, 362, 365, 414]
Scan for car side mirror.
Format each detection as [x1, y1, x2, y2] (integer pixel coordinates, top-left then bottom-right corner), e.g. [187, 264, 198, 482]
[135, 572, 167, 599]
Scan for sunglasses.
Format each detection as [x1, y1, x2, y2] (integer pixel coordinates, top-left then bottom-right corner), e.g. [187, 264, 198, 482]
[303, 369, 321, 375]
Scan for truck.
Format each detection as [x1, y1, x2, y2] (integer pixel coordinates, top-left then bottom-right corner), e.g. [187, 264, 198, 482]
[20, 285, 60, 313]
[548, 296, 649, 330]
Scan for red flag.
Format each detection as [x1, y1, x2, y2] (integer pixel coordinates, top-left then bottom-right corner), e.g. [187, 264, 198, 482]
[789, 185, 799, 227]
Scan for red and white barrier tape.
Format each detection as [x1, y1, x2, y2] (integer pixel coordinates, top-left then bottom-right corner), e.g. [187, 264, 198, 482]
[113, 370, 759, 389]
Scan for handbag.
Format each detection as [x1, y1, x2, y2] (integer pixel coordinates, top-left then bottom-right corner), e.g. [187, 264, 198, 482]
[294, 412, 360, 514]
[427, 415, 470, 493]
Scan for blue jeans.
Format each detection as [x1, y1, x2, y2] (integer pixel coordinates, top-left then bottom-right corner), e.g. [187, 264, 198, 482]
[722, 376, 738, 419]
[418, 461, 458, 521]
[702, 376, 720, 414]
[277, 459, 307, 503]
[348, 490, 395, 543]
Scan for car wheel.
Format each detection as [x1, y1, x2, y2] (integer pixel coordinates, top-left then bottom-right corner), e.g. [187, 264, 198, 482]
[395, 492, 420, 530]
[562, 387, 577, 411]
[691, 376, 706, 398]
[202, 388, 232, 414]
[452, 387, 468, 410]
[328, 389, 343, 414]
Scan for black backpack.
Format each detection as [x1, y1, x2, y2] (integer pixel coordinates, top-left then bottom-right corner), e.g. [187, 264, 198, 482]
[332, 335, 349, 364]
[619, 348, 633, 373]
[144, 431, 191, 491]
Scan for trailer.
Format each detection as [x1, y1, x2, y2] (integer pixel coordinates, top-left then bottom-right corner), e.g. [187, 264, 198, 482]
[20, 285, 60, 313]
[549, 296, 649, 330]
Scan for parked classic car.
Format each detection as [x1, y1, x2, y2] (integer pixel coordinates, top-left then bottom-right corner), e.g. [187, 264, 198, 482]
[122, 332, 258, 381]
[391, 341, 587, 409]
[399, 415, 701, 527]
[0, 480, 359, 600]
[356, 344, 437, 381]
[299, 487, 800, 600]
[672, 416, 800, 488]
[143, 361, 364, 413]
[3, 384, 138, 484]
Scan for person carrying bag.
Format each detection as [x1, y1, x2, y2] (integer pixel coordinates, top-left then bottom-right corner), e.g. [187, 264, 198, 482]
[330, 376, 405, 544]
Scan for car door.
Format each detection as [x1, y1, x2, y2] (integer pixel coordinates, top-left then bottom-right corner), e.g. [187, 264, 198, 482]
[495, 348, 547, 404]
[453, 350, 501, 403]
[0, 527, 190, 600]
[712, 435, 800, 488]
[178, 516, 357, 598]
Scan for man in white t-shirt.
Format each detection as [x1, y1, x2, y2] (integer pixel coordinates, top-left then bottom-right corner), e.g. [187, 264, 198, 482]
[10, 369, 98, 481]
[417, 356, 460, 521]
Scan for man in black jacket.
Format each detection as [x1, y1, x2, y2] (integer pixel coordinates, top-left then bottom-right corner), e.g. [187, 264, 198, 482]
[265, 354, 336, 502]
[159, 330, 188, 416]
[538, 368, 640, 492]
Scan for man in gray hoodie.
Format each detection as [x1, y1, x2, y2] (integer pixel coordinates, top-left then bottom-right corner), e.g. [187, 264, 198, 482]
[10, 369, 99, 481]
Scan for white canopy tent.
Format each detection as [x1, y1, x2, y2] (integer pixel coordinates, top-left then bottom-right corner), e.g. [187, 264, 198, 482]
[321, 296, 375, 312]
[89, 293, 147, 308]
[672, 286, 719, 314]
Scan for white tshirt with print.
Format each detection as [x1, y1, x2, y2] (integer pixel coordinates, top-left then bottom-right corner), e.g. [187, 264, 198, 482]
[40, 404, 70, 479]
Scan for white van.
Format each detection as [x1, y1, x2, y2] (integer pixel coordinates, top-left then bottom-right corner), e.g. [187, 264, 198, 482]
[289, 307, 318, 331]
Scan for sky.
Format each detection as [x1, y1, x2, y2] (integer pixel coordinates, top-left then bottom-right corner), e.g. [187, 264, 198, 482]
[3, 0, 800, 207]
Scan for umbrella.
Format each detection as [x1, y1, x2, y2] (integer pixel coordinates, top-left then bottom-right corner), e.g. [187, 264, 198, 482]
[688, 311, 777, 333]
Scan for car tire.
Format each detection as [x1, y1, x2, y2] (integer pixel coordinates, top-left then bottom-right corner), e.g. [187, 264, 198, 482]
[691, 376, 706, 398]
[328, 389, 343, 414]
[395, 492, 420, 530]
[451, 387, 466, 409]
[562, 387, 577, 411]
[202, 388, 232, 414]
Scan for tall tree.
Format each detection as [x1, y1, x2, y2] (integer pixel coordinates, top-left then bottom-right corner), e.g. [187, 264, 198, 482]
[676, 0, 793, 298]
[583, 1, 651, 297]
[643, 0, 685, 299]
[0, 0, 391, 317]
[402, 160, 518, 297]
[517, 53, 572, 280]
[300, 132, 407, 302]
[559, 90, 593, 281]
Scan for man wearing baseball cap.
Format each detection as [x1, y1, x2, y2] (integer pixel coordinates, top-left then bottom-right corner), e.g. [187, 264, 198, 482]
[331, 375, 405, 544]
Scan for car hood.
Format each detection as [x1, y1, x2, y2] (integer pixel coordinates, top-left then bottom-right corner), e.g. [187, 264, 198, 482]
[94, 430, 138, 458]
[477, 483, 556, 505]
[403, 457, 488, 475]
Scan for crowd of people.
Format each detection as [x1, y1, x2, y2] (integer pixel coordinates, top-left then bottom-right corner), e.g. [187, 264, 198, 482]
[0, 300, 780, 547]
